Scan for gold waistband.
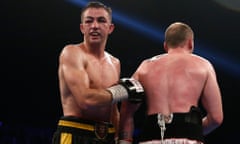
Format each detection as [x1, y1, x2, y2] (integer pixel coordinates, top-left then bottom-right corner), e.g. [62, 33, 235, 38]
[58, 120, 115, 133]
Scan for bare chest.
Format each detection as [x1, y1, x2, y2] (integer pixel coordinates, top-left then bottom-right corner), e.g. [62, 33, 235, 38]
[86, 60, 118, 87]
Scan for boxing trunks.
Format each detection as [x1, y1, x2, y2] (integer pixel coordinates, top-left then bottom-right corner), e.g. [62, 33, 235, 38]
[52, 116, 116, 144]
[137, 106, 204, 144]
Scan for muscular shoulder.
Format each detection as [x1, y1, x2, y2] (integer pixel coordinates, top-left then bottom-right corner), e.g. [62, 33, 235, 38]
[134, 54, 166, 74]
[191, 54, 214, 68]
[105, 51, 120, 65]
[139, 54, 167, 66]
[60, 44, 83, 57]
[149, 54, 167, 61]
[59, 43, 86, 65]
[191, 54, 217, 79]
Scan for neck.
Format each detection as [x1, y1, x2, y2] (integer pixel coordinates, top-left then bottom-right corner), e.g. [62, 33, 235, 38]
[82, 42, 106, 59]
[168, 47, 192, 54]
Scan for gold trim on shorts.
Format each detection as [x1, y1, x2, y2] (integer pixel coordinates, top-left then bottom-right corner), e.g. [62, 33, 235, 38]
[58, 120, 115, 133]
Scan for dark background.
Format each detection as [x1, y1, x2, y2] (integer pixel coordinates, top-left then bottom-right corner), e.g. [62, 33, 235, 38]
[1, 0, 240, 143]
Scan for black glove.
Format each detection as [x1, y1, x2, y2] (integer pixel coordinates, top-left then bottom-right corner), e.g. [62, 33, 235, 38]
[107, 78, 145, 103]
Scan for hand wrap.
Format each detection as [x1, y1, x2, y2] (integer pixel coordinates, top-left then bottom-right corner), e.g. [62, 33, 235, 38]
[107, 78, 145, 103]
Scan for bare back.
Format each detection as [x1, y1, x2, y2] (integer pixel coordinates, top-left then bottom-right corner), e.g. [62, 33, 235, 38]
[119, 22, 223, 139]
[134, 53, 210, 115]
[58, 43, 120, 122]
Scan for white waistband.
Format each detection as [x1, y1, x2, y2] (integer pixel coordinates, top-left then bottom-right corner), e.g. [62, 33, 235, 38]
[139, 138, 203, 144]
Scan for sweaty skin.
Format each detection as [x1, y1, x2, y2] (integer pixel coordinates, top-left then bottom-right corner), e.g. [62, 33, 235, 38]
[59, 43, 120, 121]
[119, 22, 223, 142]
[136, 51, 214, 116]
[58, 7, 120, 132]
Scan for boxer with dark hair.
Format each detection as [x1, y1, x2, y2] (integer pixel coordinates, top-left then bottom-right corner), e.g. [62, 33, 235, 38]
[52, 1, 144, 144]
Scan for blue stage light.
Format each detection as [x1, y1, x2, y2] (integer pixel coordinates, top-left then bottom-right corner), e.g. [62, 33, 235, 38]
[66, 0, 240, 77]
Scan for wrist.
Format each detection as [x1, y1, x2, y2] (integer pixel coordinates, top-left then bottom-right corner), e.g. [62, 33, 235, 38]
[107, 85, 128, 103]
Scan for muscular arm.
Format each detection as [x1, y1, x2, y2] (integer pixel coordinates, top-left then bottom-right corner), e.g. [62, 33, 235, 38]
[201, 63, 223, 135]
[111, 104, 120, 138]
[118, 69, 142, 142]
[119, 101, 140, 142]
[59, 45, 114, 109]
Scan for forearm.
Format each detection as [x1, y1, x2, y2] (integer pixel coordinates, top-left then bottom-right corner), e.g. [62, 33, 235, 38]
[118, 117, 135, 143]
[119, 131, 134, 143]
[111, 104, 120, 138]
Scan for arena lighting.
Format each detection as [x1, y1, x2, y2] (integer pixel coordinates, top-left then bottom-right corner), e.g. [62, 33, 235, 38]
[212, 0, 240, 12]
[66, 0, 165, 41]
[194, 41, 240, 77]
[66, 0, 240, 77]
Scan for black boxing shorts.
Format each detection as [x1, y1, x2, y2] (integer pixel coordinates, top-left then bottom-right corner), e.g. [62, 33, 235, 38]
[52, 116, 116, 144]
[137, 106, 204, 143]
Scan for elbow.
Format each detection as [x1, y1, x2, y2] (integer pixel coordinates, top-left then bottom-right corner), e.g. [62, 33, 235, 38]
[210, 113, 224, 128]
[214, 109, 224, 126]
[215, 114, 223, 126]
[202, 113, 223, 135]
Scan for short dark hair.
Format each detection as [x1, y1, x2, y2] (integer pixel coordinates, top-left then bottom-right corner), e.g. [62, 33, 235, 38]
[81, 1, 112, 22]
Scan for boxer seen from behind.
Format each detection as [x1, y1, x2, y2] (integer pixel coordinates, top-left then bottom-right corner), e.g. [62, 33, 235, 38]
[118, 22, 223, 144]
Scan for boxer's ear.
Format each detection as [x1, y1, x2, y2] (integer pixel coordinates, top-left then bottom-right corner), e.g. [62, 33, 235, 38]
[108, 23, 115, 34]
[187, 38, 194, 52]
[80, 23, 84, 34]
[164, 42, 168, 52]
